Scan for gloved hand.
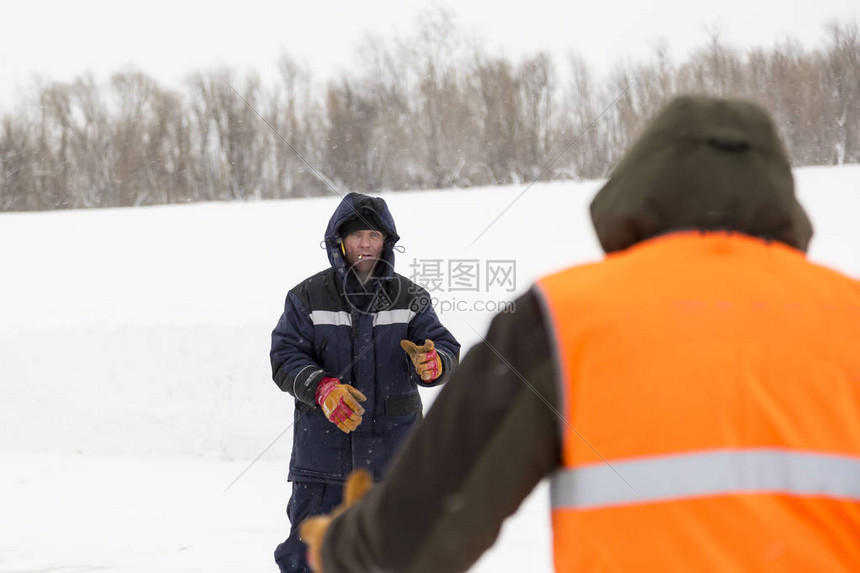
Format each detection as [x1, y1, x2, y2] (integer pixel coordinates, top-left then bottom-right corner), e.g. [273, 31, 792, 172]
[301, 469, 374, 573]
[315, 376, 367, 433]
[400, 339, 442, 382]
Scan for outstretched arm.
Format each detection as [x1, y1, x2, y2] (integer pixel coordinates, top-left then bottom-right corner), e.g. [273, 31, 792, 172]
[405, 296, 461, 387]
[320, 289, 561, 572]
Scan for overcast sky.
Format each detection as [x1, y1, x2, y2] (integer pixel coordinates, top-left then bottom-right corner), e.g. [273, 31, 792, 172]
[0, 0, 857, 111]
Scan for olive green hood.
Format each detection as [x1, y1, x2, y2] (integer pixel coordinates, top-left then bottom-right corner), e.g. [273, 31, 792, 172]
[590, 96, 813, 253]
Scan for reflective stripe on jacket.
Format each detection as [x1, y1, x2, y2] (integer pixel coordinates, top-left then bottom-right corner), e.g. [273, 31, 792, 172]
[536, 232, 860, 572]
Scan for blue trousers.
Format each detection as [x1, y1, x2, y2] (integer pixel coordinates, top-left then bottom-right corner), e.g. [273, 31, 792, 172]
[275, 481, 343, 573]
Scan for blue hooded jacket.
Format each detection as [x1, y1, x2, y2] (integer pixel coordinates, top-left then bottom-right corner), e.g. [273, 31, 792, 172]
[271, 192, 460, 483]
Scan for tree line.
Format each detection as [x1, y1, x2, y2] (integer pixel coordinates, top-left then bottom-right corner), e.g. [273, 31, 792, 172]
[1, 14, 857, 212]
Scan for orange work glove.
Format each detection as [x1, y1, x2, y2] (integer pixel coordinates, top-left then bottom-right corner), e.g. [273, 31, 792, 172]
[400, 339, 442, 382]
[315, 376, 367, 433]
[301, 469, 374, 573]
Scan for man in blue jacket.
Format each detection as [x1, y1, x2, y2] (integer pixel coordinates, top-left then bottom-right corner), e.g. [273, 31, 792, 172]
[270, 192, 460, 573]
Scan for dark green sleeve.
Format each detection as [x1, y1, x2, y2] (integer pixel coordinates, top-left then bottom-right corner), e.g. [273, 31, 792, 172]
[320, 288, 561, 573]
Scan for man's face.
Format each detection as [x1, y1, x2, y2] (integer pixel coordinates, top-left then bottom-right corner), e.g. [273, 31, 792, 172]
[343, 229, 385, 274]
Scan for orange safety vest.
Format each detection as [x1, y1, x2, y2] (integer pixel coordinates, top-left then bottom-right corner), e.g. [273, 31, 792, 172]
[535, 232, 860, 572]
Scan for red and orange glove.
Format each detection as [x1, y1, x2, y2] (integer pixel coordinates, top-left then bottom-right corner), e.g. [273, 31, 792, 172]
[301, 469, 373, 572]
[400, 339, 442, 382]
[315, 376, 367, 433]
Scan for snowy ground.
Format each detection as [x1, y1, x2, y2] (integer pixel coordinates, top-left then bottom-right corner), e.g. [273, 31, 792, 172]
[1, 166, 858, 572]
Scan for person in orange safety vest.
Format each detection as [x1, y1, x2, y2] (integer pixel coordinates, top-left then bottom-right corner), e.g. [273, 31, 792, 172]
[299, 96, 860, 573]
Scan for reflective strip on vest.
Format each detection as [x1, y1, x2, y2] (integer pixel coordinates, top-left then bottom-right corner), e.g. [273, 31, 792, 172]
[373, 309, 416, 326]
[309, 310, 352, 327]
[551, 449, 860, 511]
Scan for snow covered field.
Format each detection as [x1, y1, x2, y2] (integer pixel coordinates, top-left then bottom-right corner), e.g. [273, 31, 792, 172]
[2, 166, 859, 572]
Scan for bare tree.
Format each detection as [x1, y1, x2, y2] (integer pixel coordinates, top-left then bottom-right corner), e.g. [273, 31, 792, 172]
[825, 21, 860, 164]
[517, 52, 554, 180]
[188, 69, 268, 200]
[0, 115, 33, 211]
[474, 55, 521, 184]
[267, 55, 329, 198]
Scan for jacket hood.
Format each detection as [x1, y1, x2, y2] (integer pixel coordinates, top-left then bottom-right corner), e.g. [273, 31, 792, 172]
[324, 192, 401, 279]
[590, 95, 813, 254]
